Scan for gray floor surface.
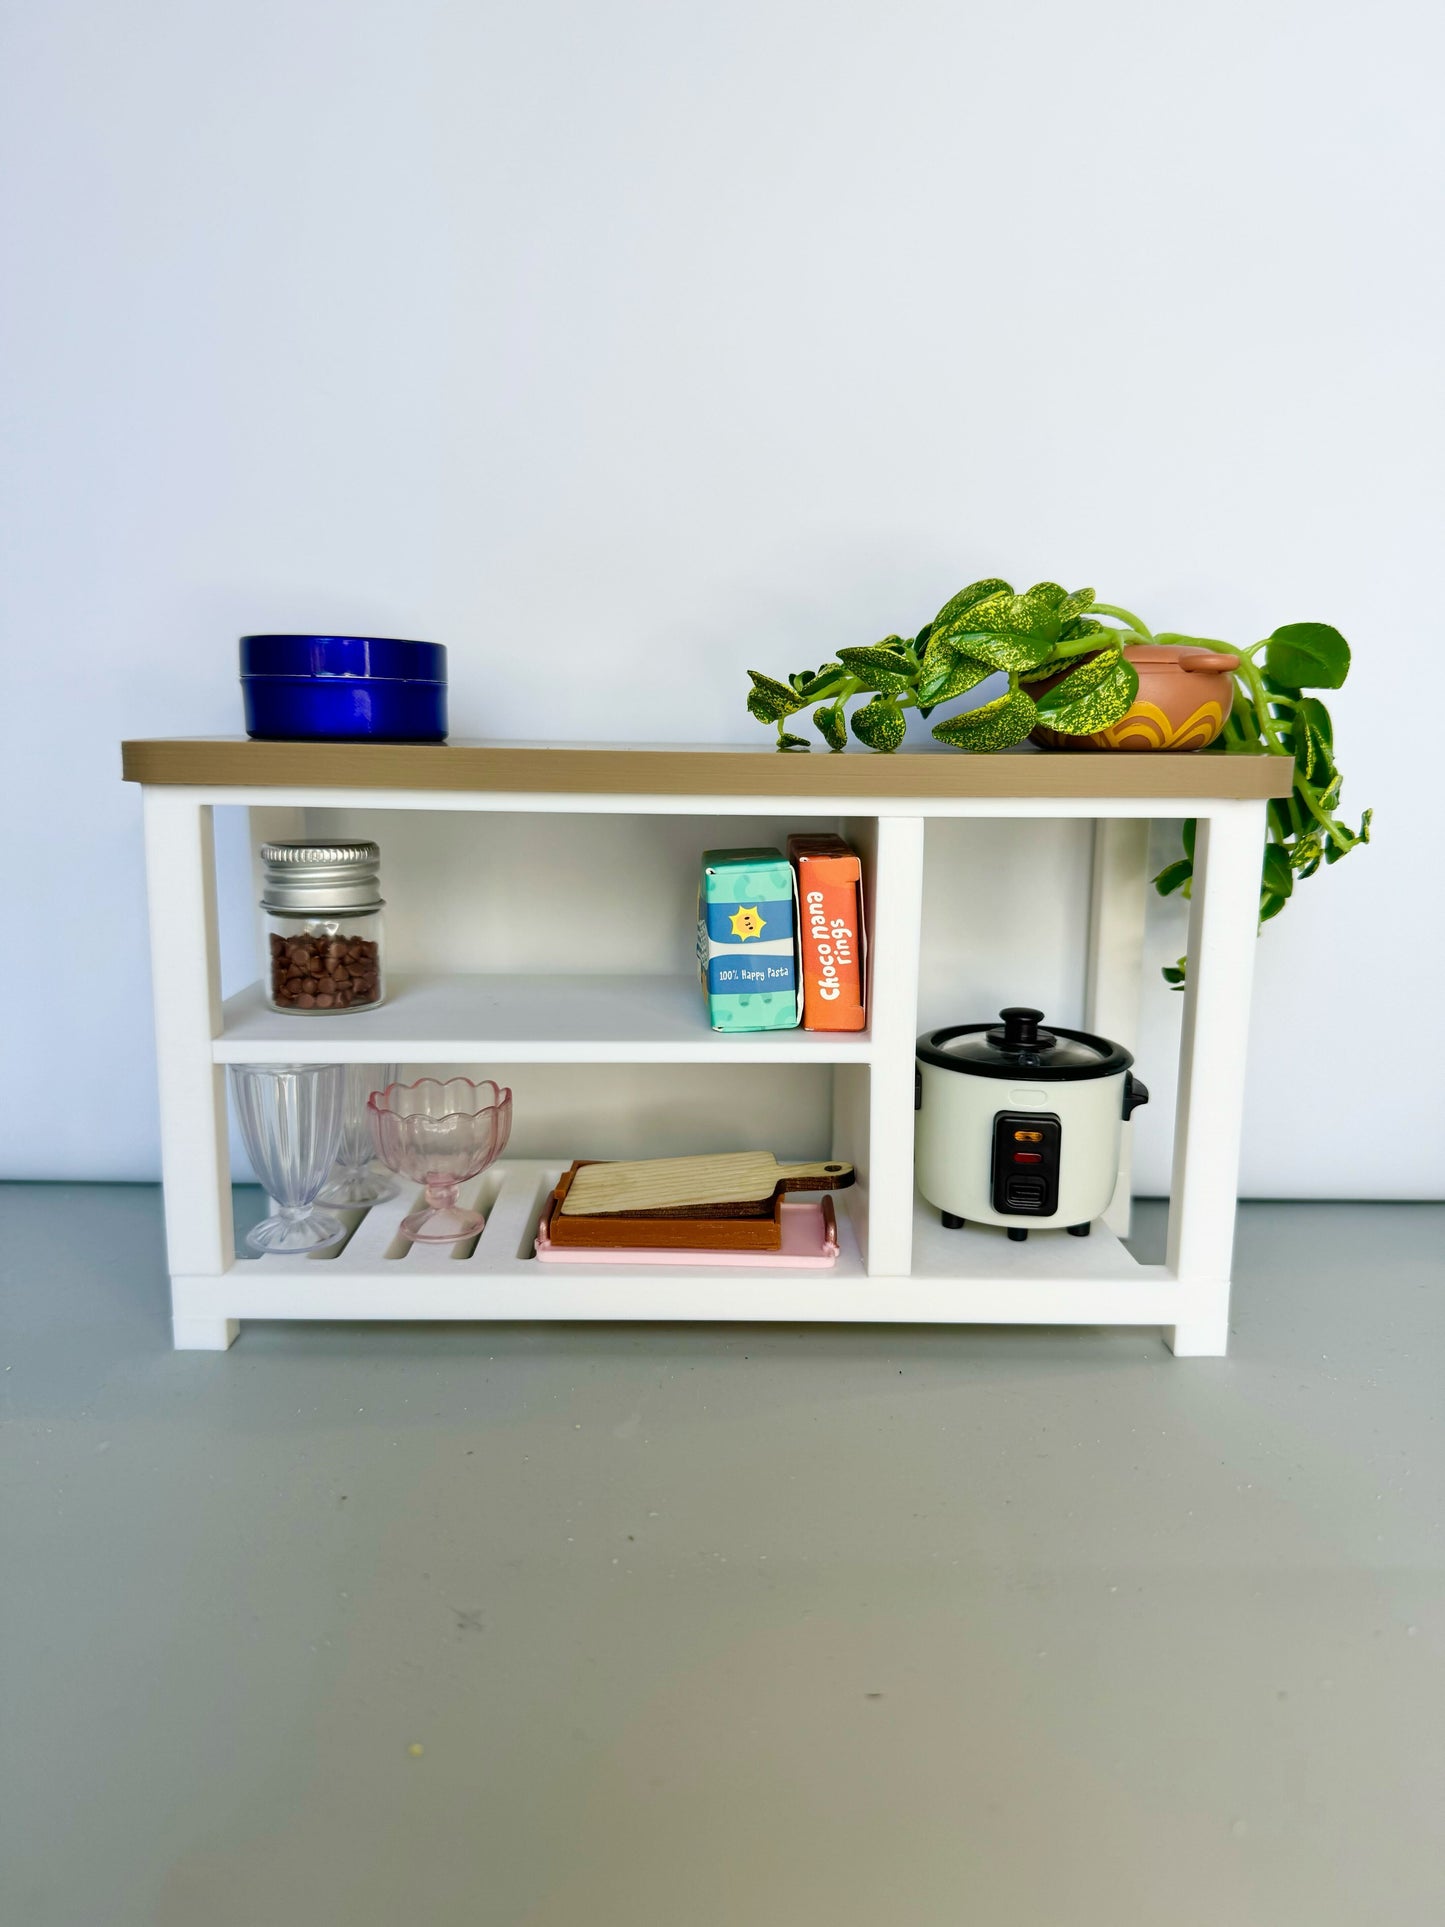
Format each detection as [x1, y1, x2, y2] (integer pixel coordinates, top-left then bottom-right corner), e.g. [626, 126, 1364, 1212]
[1, 1186, 1441, 1927]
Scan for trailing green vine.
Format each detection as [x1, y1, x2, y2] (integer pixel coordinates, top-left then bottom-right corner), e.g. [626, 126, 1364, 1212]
[1149, 617, 1371, 987]
[745, 578, 1371, 982]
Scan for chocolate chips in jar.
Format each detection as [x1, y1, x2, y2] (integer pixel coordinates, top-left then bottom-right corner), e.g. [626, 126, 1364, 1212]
[259, 842, 386, 1014]
[268, 931, 382, 1010]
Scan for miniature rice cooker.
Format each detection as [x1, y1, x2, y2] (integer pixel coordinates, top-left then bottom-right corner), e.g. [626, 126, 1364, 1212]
[915, 1006, 1148, 1240]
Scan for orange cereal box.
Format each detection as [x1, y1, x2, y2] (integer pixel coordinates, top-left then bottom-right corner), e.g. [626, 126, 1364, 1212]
[787, 834, 866, 1031]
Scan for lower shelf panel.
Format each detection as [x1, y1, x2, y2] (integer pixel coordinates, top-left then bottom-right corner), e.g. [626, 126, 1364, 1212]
[175, 1161, 1182, 1330]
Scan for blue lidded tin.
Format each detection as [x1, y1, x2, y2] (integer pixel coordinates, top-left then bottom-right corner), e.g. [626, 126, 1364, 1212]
[240, 635, 448, 742]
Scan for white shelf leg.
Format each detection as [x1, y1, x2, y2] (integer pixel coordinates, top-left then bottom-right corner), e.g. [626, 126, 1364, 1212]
[853, 814, 925, 1277]
[171, 1315, 240, 1351]
[1084, 818, 1151, 1238]
[1165, 800, 1266, 1356]
[143, 790, 237, 1351]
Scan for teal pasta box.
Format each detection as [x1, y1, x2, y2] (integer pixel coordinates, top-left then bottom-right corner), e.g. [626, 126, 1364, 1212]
[697, 848, 801, 1031]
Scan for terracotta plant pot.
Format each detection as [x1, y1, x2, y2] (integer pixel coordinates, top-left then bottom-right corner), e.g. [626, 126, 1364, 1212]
[1031, 643, 1239, 752]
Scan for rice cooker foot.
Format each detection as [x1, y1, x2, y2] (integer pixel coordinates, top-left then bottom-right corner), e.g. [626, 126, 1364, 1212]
[941, 1211, 965, 1230]
[1067, 1222, 1092, 1238]
[1007, 1227, 1028, 1243]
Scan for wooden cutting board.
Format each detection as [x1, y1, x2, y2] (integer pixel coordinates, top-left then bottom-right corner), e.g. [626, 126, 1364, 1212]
[559, 1150, 855, 1219]
[544, 1166, 788, 1250]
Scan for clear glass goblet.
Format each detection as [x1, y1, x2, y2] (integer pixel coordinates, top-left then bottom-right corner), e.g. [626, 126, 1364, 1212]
[368, 1076, 512, 1243]
[318, 1063, 400, 1206]
[230, 1062, 347, 1255]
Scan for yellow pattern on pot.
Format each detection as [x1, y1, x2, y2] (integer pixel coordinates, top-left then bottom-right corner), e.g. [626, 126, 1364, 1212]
[1033, 699, 1227, 752]
[1094, 698, 1227, 750]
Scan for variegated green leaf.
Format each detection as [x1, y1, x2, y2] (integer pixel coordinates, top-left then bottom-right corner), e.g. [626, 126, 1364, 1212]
[934, 624, 1056, 673]
[850, 698, 907, 752]
[1031, 650, 1139, 734]
[794, 663, 848, 702]
[1295, 695, 1333, 753]
[1056, 615, 1105, 645]
[746, 670, 805, 722]
[1286, 693, 1336, 787]
[1290, 830, 1325, 871]
[1059, 586, 1096, 622]
[836, 644, 914, 695]
[1019, 617, 1107, 680]
[777, 732, 811, 752]
[930, 581, 1081, 672]
[931, 579, 1012, 633]
[917, 649, 995, 707]
[813, 703, 847, 752]
[1290, 717, 1324, 784]
[919, 628, 960, 677]
[931, 687, 1038, 752]
[967, 581, 1072, 632]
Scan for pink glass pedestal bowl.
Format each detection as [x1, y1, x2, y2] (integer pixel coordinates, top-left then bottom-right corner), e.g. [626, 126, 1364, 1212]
[368, 1076, 512, 1243]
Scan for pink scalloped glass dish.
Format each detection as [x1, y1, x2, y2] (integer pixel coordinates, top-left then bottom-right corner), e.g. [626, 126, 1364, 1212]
[368, 1076, 512, 1243]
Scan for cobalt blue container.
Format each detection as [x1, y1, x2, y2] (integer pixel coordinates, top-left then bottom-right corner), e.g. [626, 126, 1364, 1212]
[240, 635, 448, 742]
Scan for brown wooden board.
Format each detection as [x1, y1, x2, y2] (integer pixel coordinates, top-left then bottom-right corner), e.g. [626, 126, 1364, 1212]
[542, 1164, 783, 1251]
[120, 737, 1295, 800]
[559, 1152, 855, 1217]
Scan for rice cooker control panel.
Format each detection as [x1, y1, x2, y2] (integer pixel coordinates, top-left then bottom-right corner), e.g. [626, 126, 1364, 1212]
[990, 1111, 1062, 1218]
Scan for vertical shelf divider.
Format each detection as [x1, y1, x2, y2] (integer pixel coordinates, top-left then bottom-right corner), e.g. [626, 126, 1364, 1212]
[1084, 818, 1151, 1237]
[846, 813, 925, 1278]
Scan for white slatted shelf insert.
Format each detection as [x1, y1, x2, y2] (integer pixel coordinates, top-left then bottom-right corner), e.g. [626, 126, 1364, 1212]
[170, 1162, 1183, 1327]
[215, 972, 873, 1064]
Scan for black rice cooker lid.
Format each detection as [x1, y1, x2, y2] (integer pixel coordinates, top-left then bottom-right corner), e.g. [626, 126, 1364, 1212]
[917, 1007, 1133, 1081]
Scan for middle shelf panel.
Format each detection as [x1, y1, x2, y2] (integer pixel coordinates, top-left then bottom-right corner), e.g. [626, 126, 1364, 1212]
[214, 971, 876, 1065]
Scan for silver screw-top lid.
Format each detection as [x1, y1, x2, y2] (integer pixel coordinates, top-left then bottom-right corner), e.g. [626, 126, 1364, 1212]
[259, 842, 383, 915]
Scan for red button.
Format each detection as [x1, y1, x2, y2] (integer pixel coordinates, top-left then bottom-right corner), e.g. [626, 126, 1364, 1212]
[1012, 1151, 1043, 1163]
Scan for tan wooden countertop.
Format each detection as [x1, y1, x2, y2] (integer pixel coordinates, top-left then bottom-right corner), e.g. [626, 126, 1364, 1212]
[121, 737, 1294, 800]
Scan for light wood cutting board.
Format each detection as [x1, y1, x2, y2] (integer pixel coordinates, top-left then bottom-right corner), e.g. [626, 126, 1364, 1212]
[559, 1151, 854, 1218]
[544, 1166, 788, 1250]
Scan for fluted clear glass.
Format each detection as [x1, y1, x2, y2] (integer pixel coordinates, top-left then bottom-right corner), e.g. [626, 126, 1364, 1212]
[368, 1076, 512, 1243]
[230, 1062, 347, 1255]
[318, 1063, 400, 1205]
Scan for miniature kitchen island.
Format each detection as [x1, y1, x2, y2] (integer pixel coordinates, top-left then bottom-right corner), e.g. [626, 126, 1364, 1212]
[121, 738, 1292, 1355]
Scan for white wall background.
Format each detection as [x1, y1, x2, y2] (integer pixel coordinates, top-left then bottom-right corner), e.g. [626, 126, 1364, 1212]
[1, 0, 1441, 1193]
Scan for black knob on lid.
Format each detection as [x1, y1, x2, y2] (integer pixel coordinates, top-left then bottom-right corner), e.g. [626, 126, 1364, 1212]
[987, 1006, 1057, 1054]
[1001, 1006, 1042, 1046]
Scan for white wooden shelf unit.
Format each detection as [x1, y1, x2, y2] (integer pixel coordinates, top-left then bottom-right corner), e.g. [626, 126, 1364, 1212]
[123, 738, 1291, 1357]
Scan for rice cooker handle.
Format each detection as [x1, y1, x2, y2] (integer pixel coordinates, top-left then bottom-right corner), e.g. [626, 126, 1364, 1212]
[1123, 1072, 1149, 1120]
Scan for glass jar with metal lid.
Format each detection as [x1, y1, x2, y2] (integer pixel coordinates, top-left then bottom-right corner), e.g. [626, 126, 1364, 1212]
[259, 842, 386, 1013]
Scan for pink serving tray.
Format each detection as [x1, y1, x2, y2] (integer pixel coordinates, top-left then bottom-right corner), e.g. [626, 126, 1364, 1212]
[535, 1197, 840, 1268]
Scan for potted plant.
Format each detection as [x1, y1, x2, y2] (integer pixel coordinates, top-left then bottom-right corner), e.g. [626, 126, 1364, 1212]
[745, 578, 1371, 977]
